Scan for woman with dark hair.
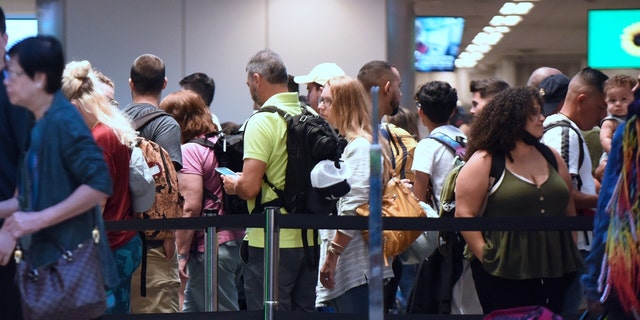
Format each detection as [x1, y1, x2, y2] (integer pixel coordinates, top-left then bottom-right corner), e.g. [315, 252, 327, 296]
[160, 90, 244, 312]
[455, 87, 582, 313]
[0, 36, 118, 317]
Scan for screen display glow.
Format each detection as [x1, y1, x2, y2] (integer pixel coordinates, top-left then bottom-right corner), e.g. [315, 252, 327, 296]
[588, 9, 640, 69]
[415, 16, 465, 72]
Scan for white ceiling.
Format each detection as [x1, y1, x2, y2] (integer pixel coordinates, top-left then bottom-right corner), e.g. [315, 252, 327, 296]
[3, 0, 639, 69]
[414, 0, 640, 67]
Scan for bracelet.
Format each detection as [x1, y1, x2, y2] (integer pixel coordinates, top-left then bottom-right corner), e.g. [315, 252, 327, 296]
[330, 241, 345, 251]
[327, 245, 342, 256]
[177, 254, 189, 261]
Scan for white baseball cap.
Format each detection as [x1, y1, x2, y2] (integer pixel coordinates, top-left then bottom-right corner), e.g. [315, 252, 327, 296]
[294, 63, 346, 86]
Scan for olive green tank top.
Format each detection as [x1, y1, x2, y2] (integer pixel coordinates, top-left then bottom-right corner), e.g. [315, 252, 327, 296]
[478, 164, 583, 280]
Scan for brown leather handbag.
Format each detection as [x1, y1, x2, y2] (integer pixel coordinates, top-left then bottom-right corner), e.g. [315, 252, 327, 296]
[356, 177, 426, 265]
[14, 228, 106, 320]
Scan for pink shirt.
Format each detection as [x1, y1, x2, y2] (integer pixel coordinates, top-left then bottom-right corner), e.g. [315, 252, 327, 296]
[181, 135, 244, 252]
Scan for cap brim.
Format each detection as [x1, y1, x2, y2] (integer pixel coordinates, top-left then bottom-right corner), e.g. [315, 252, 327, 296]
[129, 156, 156, 213]
[294, 75, 314, 84]
[542, 100, 560, 116]
[130, 180, 156, 212]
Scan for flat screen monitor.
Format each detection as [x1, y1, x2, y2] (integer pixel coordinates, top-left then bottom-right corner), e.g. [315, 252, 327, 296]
[588, 9, 640, 69]
[414, 16, 465, 72]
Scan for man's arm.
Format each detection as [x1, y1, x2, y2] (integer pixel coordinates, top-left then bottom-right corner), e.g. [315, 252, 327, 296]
[571, 181, 599, 209]
[233, 158, 266, 200]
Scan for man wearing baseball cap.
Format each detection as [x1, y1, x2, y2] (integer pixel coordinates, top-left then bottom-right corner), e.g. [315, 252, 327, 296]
[294, 62, 345, 114]
[538, 73, 570, 116]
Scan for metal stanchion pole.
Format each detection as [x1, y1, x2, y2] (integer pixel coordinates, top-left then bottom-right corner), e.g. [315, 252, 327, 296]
[204, 208, 219, 312]
[369, 86, 384, 320]
[264, 206, 280, 320]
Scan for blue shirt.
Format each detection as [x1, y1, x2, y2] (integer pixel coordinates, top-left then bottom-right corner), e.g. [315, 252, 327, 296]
[18, 91, 118, 288]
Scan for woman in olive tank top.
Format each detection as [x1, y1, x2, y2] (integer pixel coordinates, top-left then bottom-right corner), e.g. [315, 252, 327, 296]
[455, 87, 582, 314]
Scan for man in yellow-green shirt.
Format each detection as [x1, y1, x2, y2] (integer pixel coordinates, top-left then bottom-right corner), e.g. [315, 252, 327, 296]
[222, 49, 316, 311]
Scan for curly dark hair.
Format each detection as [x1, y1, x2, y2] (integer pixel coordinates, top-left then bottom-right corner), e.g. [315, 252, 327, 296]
[465, 87, 544, 161]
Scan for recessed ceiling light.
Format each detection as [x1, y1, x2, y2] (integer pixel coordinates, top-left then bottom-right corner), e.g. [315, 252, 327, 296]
[490, 15, 522, 26]
[500, 2, 534, 15]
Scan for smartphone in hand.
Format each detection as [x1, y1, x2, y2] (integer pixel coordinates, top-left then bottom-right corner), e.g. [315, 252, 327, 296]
[215, 167, 238, 176]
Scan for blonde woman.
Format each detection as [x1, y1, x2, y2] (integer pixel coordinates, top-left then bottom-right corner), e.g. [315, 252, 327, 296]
[316, 76, 394, 313]
[62, 60, 142, 314]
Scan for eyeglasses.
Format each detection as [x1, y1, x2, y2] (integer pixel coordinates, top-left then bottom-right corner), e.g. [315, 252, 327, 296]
[109, 99, 119, 108]
[318, 97, 333, 107]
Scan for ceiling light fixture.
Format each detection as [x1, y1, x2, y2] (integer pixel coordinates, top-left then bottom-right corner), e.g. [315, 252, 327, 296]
[466, 44, 492, 53]
[455, 1, 534, 68]
[500, 2, 534, 15]
[489, 15, 523, 27]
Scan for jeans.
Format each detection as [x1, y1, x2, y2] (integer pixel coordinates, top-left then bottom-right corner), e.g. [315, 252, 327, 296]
[328, 284, 369, 313]
[183, 239, 243, 312]
[107, 234, 142, 314]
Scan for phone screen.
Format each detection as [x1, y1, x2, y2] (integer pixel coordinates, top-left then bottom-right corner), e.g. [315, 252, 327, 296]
[215, 167, 237, 176]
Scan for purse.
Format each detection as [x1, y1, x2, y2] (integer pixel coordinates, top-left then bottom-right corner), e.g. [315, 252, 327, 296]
[14, 228, 107, 320]
[356, 177, 426, 265]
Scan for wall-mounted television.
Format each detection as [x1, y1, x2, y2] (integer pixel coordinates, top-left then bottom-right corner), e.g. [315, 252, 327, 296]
[414, 16, 465, 72]
[588, 9, 640, 69]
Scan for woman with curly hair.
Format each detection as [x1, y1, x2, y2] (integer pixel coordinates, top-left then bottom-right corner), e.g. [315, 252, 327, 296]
[455, 87, 582, 313]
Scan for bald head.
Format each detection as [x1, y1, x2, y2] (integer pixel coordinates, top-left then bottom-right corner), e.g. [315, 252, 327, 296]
[527, 67, 562, 88]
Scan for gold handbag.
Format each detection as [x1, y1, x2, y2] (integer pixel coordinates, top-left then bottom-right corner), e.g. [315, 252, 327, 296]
[356, 177, 426, 265]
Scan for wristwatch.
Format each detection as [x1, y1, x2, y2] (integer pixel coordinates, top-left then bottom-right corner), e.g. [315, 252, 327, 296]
[177, 254, 188, 261]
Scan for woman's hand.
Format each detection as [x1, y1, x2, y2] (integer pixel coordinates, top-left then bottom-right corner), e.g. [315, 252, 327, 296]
[3, 211, 44, 239]
[319, 251, 338, 290]
[178, 257, 190, 282]
[0, 228, 17, 266]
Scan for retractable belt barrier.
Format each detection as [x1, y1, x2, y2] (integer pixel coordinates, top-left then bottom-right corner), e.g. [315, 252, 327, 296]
[105, 214, 594, 232]
[104, 213, 592, 320]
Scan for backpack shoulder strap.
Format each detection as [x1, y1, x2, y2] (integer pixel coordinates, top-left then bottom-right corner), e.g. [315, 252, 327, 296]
[489, 152, 505, 187]
[534, 142, 559, 171]
[487, 144, 558, 188]
[188, 136, 218, 149]
[428, 132, 466, 158]
[185, 136, 222, 204]
[258, 105, 291, 121]
[543, 120, 584, 168]
[133, 109, 170, 131]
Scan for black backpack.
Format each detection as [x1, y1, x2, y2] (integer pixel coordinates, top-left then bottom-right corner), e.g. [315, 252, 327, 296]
[186, 133, 239, 214]
[204, 106, 347, 216]
[259, 106, 347, 215]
